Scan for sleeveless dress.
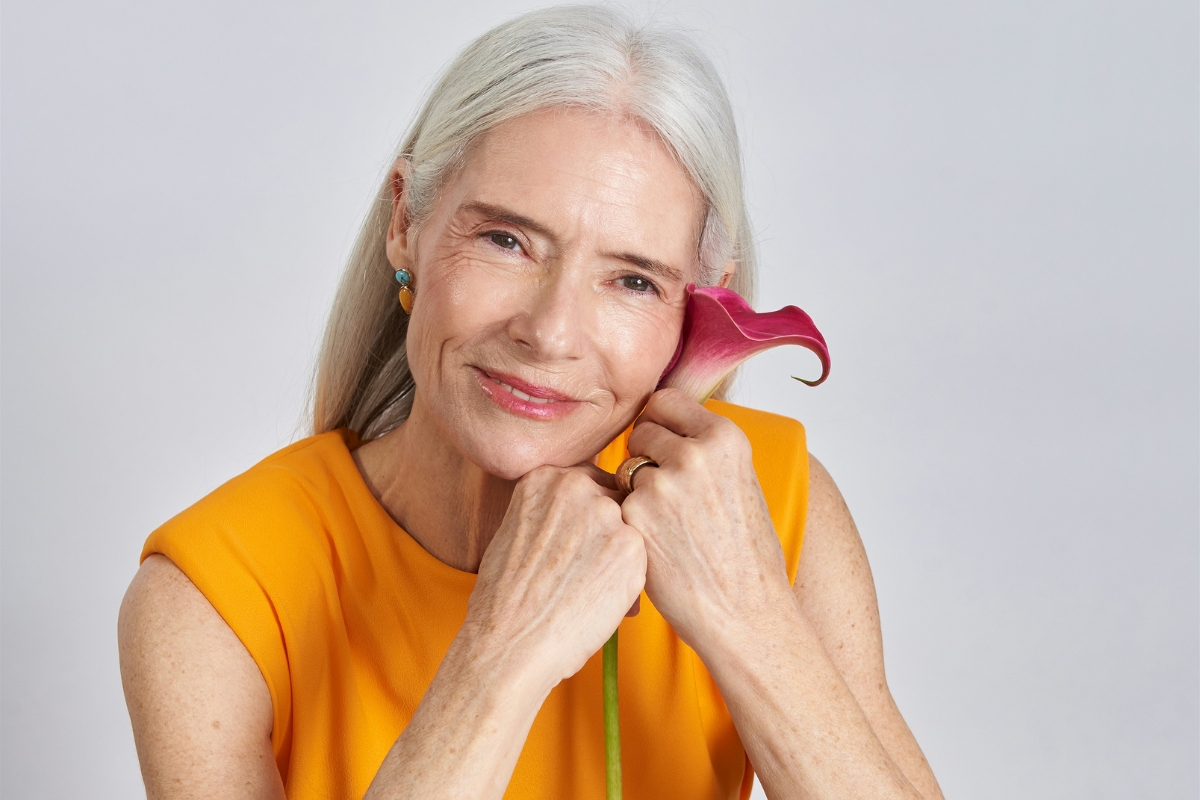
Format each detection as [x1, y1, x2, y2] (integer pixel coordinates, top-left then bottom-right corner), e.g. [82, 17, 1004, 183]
[141, 399, 809, 800]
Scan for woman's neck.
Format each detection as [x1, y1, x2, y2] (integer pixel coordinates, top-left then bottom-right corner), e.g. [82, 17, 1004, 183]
[351, 398, 515, 573]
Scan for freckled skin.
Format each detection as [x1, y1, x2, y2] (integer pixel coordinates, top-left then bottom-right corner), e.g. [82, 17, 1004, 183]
[117, 107, 944, 800]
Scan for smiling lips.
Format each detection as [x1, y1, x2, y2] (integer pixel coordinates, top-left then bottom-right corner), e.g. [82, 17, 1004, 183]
[494, 376, 556, 404]
[474, 367, 581, 420]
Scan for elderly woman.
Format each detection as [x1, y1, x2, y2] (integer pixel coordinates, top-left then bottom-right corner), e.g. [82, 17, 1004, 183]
[118, 7, 943, 800]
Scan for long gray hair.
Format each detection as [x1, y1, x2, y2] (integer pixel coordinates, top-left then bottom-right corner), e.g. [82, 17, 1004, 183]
[312, 5, 758, 439]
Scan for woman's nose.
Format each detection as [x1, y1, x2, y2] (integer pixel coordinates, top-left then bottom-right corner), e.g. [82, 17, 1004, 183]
[506, 269, 587, 361]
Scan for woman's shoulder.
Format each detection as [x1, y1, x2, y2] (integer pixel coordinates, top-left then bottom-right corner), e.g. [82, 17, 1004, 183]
[143, 430, 356, 557]
[130, 431, 363, 772]
[139, 430, 368, 633]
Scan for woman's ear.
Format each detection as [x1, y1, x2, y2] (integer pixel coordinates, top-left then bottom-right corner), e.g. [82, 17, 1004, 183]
[717, 260, 737, 289]
[385, 158, 414, 271]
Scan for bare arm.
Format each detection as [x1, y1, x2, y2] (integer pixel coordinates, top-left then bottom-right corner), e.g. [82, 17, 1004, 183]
[794, 456, 942, 799]
[119, 552, 553, 800]
[705, 457, 943, 798]
[118, 554, 285, 800]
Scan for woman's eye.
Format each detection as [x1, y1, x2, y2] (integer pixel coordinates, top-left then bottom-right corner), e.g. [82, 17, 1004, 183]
[619, 275, 657, 294]
[488, 232, 521, 251]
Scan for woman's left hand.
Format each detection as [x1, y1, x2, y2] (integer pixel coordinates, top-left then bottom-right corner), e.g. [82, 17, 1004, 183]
[619, 388, 795, 657]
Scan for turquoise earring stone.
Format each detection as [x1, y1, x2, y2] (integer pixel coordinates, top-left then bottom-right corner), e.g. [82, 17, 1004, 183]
[394, 269, 411, 285]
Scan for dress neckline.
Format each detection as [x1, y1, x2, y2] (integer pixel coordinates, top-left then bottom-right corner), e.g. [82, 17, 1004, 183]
[327, 428, 481, 587]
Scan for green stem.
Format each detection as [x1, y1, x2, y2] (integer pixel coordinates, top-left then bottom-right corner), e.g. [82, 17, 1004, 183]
[603, 629, 622, 800]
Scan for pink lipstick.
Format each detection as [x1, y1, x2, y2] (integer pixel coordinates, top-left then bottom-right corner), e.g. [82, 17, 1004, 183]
[473, 367, 581, 420]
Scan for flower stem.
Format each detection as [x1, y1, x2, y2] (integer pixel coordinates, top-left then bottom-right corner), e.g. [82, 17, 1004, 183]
[603, 629, 622, 800]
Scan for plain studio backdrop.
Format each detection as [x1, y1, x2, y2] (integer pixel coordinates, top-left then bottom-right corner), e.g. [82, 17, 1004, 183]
[2, 0, 1196, 797]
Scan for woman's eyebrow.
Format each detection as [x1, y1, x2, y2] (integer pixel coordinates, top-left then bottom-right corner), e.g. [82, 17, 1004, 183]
[459, 202, 555, 240]
[606, 251, 684, 283]
[460, 200, 684, 282]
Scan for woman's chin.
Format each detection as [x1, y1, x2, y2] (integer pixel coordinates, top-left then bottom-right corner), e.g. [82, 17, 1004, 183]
[449, 418, 602, 481]
[464, 439, 590, 481]
[422, 384, 625, 480]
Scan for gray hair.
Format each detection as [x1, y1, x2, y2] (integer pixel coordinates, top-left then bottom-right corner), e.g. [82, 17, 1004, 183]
[313, 5, 757, 439]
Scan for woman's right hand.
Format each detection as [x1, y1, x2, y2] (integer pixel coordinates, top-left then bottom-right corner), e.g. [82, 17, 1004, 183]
[365, 465, 644, 800]
[460, 464, 647, 688]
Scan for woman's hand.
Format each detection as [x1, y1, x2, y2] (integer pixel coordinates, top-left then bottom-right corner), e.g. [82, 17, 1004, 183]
[462, 465, 647, 689]
[620, 389, 794, 658]
[366, 465, 644, 800]
[620, 393, 940, 799]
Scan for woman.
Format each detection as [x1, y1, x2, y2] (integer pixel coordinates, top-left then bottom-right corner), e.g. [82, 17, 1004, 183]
[118, 7, 943, 799]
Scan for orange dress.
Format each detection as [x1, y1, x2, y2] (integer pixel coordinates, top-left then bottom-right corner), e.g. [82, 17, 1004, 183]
[142, 399, 809, 800]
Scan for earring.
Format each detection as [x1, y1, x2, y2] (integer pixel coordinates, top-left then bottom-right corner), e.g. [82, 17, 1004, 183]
[395, 268, 414, 314]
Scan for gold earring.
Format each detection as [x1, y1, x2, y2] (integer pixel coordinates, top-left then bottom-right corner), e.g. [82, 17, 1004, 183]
[395, 269, 414, 314]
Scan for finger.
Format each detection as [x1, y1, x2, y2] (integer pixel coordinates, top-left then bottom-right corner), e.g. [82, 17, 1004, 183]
[570, 462, 623, 500]
[635, 388, 718, 440]
[625, 462, 659, 495]
[625, 596, 641, 617]
[627, 420, 684, 466]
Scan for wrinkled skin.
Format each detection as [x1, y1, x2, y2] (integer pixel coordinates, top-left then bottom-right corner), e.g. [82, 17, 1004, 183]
[118, 107, 944, 800]
[399, 107, 704, 482]
[622, 388, 793, 655]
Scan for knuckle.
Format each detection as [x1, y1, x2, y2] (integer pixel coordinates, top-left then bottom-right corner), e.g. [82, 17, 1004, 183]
[559, 470, 595, 494]
[677, 440, 706, 470]
[614, 494, 643, 520]
[613, 525, 646, 560]
[711, 418, 748, 449]
[650, 470, 679, 496]
[591, 494, 621, 522]
[618, 492, 642, 520]
[519, 465, 557, 488]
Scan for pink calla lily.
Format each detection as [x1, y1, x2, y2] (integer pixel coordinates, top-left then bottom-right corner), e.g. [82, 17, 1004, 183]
[659, 283, 831, 402]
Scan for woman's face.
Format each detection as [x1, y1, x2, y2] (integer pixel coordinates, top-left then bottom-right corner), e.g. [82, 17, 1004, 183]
[392, 108, 708, 480]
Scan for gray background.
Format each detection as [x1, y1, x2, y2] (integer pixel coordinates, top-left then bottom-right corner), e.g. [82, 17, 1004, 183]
[2, 0, 1196, 797]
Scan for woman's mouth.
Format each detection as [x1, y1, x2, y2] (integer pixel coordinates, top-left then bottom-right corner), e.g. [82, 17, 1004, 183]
[472, 367, 582, 420]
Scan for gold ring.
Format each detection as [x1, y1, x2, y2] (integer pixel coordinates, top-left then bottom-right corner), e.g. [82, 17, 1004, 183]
[615, 456, 658, 494]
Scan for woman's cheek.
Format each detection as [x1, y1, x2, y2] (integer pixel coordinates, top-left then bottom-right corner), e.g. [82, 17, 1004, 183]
[597, 301, 682, 400]
[408, 253, 513, 365]
[404, 253, 474, 387]
[437, 250, 535, 322]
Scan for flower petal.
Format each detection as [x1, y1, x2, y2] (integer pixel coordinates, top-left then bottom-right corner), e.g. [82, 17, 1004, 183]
[659, 284, 830, 402]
